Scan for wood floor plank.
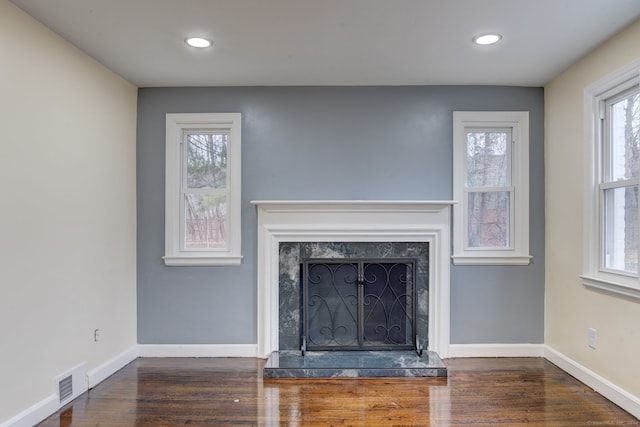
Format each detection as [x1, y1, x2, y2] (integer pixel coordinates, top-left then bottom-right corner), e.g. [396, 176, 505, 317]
[36, 357, 638, 426]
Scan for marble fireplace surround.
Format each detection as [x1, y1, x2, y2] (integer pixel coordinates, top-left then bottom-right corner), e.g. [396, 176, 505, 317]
[252, 200, 454, 359]
[278, 241, 429, 352]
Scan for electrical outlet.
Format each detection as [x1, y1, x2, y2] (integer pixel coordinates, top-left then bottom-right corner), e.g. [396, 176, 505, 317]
[588, 328, 596, 349]
[94, 328, 100, 342]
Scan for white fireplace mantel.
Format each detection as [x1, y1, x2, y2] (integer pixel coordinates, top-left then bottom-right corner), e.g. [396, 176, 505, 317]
[252, 200, 455, 358]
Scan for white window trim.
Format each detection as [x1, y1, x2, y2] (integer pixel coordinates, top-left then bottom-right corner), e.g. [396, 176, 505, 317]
[164, 113, 242, 266]
[582, 59, 640, 299]
[452, 111, 531, 265]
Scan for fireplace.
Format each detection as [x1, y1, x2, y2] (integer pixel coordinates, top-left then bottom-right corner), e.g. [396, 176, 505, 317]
[253, 200, 454, 360]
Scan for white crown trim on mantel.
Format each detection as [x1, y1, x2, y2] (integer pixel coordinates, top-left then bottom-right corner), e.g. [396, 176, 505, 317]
[251, 200, 455, 359]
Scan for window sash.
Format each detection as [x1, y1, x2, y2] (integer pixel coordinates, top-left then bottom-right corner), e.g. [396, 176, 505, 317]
[602, 86, 640, 184]
[600, 184, 638, 275]
[463, 128, 514, 250]
[464, 127, 512, 189]
[599, 85, 639, 277]
[181, 191, 228, 252]
[180, 130, 231, 252]
[464, 188, 514, 250]
[183, 131, 229, 190]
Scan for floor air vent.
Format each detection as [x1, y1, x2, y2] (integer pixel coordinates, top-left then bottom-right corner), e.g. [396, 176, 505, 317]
[58, 375, 73, 403]
[55, 362, 88, 407]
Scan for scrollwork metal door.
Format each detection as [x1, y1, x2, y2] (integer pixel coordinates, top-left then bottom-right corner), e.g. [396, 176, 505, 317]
[302, 259, 416, 351]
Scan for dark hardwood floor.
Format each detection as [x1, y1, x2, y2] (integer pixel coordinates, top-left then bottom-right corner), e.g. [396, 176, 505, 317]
[37, 357, 638, 426]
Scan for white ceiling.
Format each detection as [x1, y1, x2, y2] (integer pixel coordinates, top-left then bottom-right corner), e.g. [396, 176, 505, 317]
[10, 0, 640, 87]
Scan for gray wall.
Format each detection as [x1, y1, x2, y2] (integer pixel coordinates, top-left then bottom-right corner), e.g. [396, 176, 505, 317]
[137, 86, 545, 345]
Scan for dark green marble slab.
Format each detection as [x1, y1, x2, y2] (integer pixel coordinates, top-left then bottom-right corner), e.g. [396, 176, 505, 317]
[263, 350, 447, 378]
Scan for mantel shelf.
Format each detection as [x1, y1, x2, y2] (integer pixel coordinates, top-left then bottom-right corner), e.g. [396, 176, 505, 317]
[251, 199, 457, 206]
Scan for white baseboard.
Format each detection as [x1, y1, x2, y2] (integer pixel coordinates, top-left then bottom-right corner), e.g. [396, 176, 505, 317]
[544, 345, 640, 419]
[0, 394, 58, 427]
[87, 346, 139, 389]
[447, 343, 545, 358]
[137, 344, 259, 358]
[1, 346, 137, 427]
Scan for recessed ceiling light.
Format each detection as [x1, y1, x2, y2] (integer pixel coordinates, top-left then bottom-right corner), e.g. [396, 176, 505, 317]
[473, 34, 502, 46]
[185, 37, 212, 48]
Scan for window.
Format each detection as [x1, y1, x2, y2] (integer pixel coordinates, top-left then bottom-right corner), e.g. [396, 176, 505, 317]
[452, 111, 531, 265]
[164, 113, 242, 266]
[583, 60, 640, 298]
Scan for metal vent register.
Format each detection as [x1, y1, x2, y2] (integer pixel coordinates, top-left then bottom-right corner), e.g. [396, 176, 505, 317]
[58, 375, 73, 403]
[301, 258, 419, 354]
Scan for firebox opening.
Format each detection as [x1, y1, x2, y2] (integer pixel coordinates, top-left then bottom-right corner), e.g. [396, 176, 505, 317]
[279, 242, 429, 356]
[302, 258, 417, 353]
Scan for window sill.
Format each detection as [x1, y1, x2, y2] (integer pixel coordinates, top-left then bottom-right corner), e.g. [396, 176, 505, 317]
[581, 275, 640, 300]
[452, 254, 532, 266]
[163, 255, 243, 267]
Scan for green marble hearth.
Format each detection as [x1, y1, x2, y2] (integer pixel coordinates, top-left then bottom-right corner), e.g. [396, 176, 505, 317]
[263, 350, 447, 379]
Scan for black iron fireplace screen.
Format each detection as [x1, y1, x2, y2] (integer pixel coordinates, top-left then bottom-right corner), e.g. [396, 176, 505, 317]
[302, 258, 417, 352]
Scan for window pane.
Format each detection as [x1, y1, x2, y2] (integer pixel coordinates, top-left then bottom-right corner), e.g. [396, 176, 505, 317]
[184, 194, 228, 250]
[609, 93, 639, 182]
[467, 191, 510, 248]
[186, 133, 228, 189]
[603, 186, 638, 274]
[465, 130, 509, 187]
